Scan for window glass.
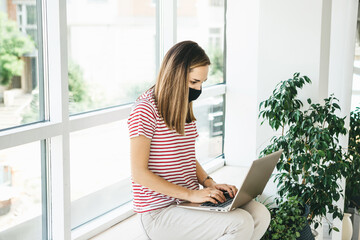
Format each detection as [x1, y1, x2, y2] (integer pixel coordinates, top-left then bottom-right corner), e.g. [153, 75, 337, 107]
[0, 142, 43, 239]
[67, 0, 156, 115]
[177, 0, 225, 87]
[0, 3, 43, 130]
[194, 95, 224, 163]
[26, 5, 36, 25]
[70, 120, 132, 228]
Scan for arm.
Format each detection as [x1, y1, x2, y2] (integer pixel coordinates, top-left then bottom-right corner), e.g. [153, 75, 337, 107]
[196, 160, 217, 188]
[130, 135, 220, 204]
[195, 159, 238, 198]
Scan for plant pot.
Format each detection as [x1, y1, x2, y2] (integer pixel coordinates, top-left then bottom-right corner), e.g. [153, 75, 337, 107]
[342, 213, 353, 240]
[297, 205, 315, 240]
[348, 208, 360, 240]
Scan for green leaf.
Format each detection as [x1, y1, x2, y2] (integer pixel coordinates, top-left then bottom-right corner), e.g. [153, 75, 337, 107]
[333, 103, 341, 110]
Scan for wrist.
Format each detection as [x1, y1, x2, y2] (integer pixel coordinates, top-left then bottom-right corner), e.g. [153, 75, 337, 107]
[204, 179, 216, 188]
[202, 175, 216, 188]
[184, 188, 194, 201]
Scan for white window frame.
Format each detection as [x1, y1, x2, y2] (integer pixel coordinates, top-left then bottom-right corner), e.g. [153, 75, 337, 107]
[0, 0, 227, 239]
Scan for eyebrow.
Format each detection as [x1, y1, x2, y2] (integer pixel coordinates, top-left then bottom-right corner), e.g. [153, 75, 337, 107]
[192, 78, 207, 82]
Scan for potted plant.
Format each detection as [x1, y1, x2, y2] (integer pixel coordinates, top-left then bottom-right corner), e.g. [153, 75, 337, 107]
[258, 72, 349, 234]
[0, 13, 34, 102]
[261, 196, 308, 240]
[345, 106, 360, 240]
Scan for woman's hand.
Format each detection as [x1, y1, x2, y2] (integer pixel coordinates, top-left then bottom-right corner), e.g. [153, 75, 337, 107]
[212, 183, 238, 198]
[188, 183, 238, 204]
[188, 188, 227, 204]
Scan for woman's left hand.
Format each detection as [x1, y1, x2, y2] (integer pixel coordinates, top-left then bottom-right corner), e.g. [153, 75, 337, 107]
[211, 184, 238, 198]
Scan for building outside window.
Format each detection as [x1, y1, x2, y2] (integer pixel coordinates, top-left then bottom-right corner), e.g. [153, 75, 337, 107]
[16, 3, 37, 44]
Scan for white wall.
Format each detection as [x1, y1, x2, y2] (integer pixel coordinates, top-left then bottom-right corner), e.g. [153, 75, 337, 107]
[225, 0, 358, 238]
[224, 0, 260, 166]
[256, 0, 324, 158]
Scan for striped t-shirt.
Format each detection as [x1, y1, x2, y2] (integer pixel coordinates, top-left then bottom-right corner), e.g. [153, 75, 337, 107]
[127, 88, 200, 213]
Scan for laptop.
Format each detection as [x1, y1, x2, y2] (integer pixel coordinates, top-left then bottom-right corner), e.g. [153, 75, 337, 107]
[176, 149, 283, 212]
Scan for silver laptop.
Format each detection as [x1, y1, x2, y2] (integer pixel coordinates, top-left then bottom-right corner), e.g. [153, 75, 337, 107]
[176, 150, 283, 212]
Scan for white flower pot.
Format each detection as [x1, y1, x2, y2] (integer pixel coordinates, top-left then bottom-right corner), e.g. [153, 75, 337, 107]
[342, 213, 353, 240]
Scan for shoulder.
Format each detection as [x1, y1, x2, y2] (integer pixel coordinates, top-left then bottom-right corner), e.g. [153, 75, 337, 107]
[130, 90, 158, 119]
[132, 98, 156, 115]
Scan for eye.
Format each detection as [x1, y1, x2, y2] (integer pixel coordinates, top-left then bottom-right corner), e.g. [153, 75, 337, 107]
[191, 81, 197, 84]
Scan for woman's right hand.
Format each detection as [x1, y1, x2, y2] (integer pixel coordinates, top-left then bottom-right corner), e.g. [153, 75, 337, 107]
[188, 188, 226, 204]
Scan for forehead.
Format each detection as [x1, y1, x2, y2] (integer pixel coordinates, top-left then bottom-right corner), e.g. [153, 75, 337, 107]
[189, 65, 209, 78]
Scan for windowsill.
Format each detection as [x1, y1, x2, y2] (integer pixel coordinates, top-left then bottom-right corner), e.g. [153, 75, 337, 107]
[72, 201, 134, 240]
[72, 157, 226, 240]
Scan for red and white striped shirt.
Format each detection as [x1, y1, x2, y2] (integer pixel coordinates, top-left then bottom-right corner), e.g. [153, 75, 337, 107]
[127, 88, 200, 213]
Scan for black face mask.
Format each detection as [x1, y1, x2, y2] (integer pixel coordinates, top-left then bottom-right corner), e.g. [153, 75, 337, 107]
[188, 87, 202, 102]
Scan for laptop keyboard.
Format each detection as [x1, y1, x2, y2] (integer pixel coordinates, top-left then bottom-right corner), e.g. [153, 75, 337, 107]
[201, 192, 234, 208]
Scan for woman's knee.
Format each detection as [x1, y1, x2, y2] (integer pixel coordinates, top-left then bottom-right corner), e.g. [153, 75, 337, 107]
[229, 209, 254, 236]
[244, 201, 271, 224]
[254, 202, 271, 227]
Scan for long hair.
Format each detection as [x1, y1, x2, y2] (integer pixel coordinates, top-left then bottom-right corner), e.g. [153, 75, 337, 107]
[151, 41, 211, 135]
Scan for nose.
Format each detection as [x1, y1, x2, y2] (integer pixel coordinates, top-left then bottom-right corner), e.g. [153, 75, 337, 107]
[194, 84, 202, 90]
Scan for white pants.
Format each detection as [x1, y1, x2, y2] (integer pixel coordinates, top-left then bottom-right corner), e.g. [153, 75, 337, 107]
[139, 200, 271, 240]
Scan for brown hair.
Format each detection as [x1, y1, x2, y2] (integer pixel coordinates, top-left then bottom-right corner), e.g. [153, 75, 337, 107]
[151, 41, 210, 135]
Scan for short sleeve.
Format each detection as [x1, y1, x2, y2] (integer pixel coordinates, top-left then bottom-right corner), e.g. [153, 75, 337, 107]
[193, 121, 199, 138]
[127, 100, 157, 139]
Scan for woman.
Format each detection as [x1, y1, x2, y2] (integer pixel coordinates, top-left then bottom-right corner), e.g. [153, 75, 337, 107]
[127, 41, 270, 240]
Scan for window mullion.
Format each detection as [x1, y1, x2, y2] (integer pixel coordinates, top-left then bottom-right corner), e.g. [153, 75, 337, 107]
[159, 0, 176, 60]
[46, 0, 71, 239]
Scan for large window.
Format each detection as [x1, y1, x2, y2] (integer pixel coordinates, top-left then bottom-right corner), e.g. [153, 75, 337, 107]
[0, 0, 227, 239]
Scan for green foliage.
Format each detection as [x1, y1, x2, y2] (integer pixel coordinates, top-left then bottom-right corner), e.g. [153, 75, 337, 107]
[206, 46, 224, 85]
[21, 89, 39, 124]
[258, 72, 349, 232]
[0, 13, 34, 86]
[261, 196, 308, 240]
[68, 60, 90, 103]
[208, 46, 223, 77]
[345, 107, 360, 211]
[22, 60, 91, 122]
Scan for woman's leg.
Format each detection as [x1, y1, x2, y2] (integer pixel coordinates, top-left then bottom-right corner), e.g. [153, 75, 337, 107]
[241, 200, 271, 240]
[140, 205, 255, 240]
